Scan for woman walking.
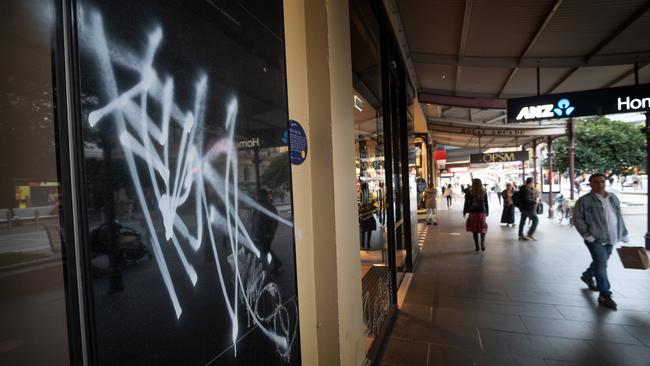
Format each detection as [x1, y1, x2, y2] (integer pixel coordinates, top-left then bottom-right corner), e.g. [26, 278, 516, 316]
[423, 184, 438, 225]
[444, 184, 453, 208]
[463, 178, 489, 252]
[500, 183, 516, 227]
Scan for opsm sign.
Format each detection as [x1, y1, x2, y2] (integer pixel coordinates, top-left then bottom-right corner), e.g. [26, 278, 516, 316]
[470, 151, 530, 164]
[507, 83, 650, 122]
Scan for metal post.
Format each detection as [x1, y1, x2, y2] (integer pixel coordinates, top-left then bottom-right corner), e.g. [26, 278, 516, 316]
[532, 143, 538, 187]
[568, 118, 576, 200]
[522, 161, 526, 186]
[547, 136, 554, 218]
[645, 112, 650, 250]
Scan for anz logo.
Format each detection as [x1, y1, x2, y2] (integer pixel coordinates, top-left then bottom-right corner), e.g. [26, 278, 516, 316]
[516, 98, 575, 120]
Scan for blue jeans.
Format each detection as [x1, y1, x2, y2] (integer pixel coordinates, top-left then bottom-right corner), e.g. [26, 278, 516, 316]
[518, 208, 539, 237]
[583, 241, 613, 296]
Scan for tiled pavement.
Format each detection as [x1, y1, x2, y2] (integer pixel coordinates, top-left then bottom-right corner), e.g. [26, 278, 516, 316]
[382, 198, 650, 366]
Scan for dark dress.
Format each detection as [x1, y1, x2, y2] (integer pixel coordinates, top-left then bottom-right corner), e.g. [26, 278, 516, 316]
[463, 193, 489, 234]
[500, 189, 515, 224]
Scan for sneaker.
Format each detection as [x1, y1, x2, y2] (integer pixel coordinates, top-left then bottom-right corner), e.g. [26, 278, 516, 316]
[580, 275, 597, 291]
[519, 236, 531, 241]
[598, 295, 617, 310]
[527, 236, 538, 241]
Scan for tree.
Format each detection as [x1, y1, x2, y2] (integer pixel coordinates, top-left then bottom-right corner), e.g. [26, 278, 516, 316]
[545, 116, 646, 176]
[260, 152, 290, 190]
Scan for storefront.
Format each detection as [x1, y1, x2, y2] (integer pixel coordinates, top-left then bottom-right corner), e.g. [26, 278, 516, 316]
[350, 0, 421, 359]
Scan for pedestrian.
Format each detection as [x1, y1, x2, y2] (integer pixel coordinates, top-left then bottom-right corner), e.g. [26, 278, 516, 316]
[574, 175, 582, 195]
[253, 189, 282, 271]
[518, 177, 539, 241]
[573, 173, 629, 310]
[494, 179, 503, 206]
[463, 178, 489, 252]
[358, 203, 376, 250]
[444, 184, 453, 208]
[500, 183, 516, 227]
[423, 184, 438, 225]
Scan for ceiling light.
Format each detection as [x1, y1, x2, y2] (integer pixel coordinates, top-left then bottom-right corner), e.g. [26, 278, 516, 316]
[354, 95, 363, 111]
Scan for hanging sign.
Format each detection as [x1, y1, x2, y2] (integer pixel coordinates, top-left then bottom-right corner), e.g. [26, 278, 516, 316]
[288, 120, 308, 165]
[507, 83, 650, 122]
[427, 123, 566, 137]
[470, 150, 530, 164]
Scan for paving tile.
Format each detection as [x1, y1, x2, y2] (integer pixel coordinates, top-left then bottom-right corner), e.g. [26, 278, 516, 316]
[480, 329, 603, 364]
[585, 341, 650, 366]
[622, 325, 650, 347]
[390, 314, 480, 350]
[426, 344, 545, 366]
[521, 316, 642, 345]
[381, 337, 428, 366]
[555, 305, 650, 327]
[400, 303, 432, 322]
[437, 296, 565, 319]
[543, 360, 593, 366]
[435, 308, 528, 333]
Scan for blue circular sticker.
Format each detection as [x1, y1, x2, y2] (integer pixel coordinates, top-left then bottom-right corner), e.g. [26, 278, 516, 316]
[288, 120, 307, 165]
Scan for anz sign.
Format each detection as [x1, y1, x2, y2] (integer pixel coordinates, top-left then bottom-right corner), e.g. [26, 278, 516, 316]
[507, 83, 650, 123]
[515, 98, 575, 121]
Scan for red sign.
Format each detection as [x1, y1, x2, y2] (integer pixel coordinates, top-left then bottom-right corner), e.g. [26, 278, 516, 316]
[448, 166, 469, 173]
[433, 150, 447, 161]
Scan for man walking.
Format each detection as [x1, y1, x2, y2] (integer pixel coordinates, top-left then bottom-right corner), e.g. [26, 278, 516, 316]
[494, 179, 503, 206]
[574, 173, 628, 310]
[518, 177, 539, 241]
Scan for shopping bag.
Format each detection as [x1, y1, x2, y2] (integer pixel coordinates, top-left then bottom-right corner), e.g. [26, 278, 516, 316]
[617, 246, 650, 270]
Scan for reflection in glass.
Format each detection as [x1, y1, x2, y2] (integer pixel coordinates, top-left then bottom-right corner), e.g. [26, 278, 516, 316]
[0, 0, 70, 365]
[350, 0, 391, 352]
[75, 1, 300, 364]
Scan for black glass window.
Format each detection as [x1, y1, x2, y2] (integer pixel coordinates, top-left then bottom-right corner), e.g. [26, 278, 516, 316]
[0, 0, 71, 365]
[74, 0, 300, 364]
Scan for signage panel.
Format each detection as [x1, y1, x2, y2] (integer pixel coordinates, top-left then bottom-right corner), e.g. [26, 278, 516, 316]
[448, 166, 469, 173]
[470, 150, 530, 164]
[507, 83, 650, 122]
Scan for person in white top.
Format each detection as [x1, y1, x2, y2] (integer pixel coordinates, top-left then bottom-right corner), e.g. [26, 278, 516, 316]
[443, 184, 453, 208]
[494, 179, 503, 206]
[573, 173, 629, 310]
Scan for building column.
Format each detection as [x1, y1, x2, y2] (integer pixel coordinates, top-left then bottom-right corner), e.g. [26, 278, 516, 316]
[568, 118, 576, 200]
[284, 0, 365, 365]
[547, 136, 554, 218]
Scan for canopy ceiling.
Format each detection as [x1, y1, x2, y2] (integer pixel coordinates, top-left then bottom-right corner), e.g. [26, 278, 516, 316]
[387, 0, 650, 148]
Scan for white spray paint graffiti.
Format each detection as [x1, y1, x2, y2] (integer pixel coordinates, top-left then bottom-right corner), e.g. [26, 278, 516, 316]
[80, 9, 297, 360]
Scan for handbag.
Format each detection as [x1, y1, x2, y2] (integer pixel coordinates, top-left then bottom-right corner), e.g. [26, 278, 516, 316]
[536, 203, 544, 215]
[617, 246, 650, 269]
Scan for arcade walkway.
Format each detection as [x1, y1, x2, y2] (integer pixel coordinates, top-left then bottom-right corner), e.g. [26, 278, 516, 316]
[382, 197, 650, 366]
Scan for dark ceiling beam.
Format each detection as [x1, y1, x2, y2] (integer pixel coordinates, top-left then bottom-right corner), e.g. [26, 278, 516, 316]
[419, 92, 507, 109]
[498, 0, 564, 98]
[604, 63, 649, 88]
[412, 51, 650, 68]
[548, 0, 650, 93]
[455, 0, 473, 96]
